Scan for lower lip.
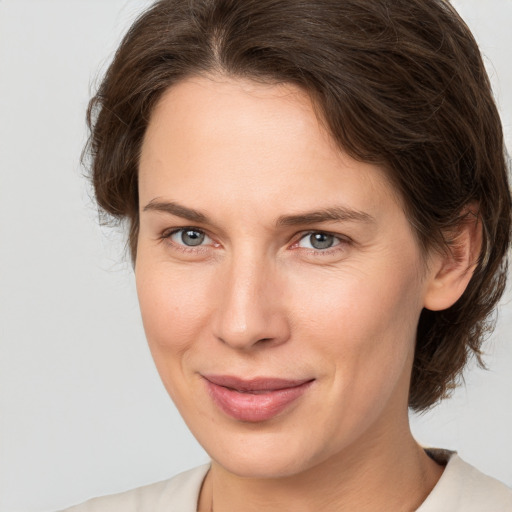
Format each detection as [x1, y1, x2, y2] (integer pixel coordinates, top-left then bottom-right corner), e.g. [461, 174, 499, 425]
[204, 379, 314, 422]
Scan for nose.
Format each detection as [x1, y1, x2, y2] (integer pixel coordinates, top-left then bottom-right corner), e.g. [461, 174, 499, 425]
[212, 254, 291, 351]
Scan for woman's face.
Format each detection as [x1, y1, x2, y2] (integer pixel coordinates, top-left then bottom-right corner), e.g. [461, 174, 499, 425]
[136, 76, 434, 478]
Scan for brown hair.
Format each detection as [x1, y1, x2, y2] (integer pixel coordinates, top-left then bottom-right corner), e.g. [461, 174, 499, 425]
[85, 0, 511, 411]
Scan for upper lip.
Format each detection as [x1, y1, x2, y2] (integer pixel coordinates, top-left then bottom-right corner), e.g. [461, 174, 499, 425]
[203, 375, 314, 392]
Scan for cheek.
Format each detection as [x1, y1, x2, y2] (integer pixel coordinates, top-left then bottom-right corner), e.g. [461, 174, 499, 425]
[135, 262, 220, 417]
[292, 260, 422, 342]
[291, 262, 423, 398]
[135, 261, 215, 365]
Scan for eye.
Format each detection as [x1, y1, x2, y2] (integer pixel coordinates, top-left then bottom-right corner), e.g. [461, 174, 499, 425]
[297, 232, 341, 250]
[169, 228, 212, 247]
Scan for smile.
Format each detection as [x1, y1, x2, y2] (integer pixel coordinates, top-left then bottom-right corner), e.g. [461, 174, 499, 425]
[203, 375, 314, 422]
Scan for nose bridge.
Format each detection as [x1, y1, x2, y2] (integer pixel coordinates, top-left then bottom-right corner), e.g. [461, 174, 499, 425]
[213, 246, 288, 350]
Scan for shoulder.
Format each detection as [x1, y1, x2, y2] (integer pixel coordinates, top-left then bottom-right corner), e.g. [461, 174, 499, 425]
[60, 464, 210, 512]
[418, 449, 512, 512]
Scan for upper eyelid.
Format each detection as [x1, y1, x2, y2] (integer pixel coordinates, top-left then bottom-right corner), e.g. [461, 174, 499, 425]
[286, 231, 350, 255]
[161, 227, 213, 244]
[296, 230, 350, 243]
[163, 226, 208, 237]
[162, 227, 346, 239]
[161, 227, 215, 252]
[160, 227, 350, 250]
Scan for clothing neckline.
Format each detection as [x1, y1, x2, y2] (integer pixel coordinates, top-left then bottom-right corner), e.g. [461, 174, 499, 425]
[154, 449, 511, 511]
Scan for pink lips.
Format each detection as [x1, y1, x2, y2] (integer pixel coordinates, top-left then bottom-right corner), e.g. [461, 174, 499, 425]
[203, 375, 314, 422]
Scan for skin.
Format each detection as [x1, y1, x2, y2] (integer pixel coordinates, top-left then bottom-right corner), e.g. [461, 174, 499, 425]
[136, 75, 477, 511]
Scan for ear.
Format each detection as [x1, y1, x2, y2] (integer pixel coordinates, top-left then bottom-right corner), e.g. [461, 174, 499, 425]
[423, 205, 482, 312]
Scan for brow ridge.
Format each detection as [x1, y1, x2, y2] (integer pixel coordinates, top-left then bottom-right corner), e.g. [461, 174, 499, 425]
[276, 207, 374, 227]
[143, 200, 374, 227]
[143, 199, 208, 223]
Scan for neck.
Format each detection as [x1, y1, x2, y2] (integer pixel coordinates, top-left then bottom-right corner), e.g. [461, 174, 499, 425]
[198, 417, 443, 512]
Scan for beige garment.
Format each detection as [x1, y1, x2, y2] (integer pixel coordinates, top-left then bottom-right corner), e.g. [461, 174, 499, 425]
[61, 464, 209, 512]
[417, 449, 512, 511]
[61, 450, 512, 511]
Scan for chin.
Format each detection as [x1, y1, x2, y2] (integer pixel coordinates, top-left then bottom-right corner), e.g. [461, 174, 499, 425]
[215, 451, 312, 479]
[199, 428, 325, 479]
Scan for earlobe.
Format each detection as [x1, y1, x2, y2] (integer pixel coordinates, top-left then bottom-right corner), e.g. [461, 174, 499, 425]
[423, 207, 482, 312]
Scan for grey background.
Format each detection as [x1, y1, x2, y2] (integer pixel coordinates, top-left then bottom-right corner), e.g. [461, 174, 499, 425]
[0, 1, 511, 511]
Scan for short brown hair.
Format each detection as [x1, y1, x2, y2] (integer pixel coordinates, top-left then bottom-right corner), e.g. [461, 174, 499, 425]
[85, 0, 511, 411]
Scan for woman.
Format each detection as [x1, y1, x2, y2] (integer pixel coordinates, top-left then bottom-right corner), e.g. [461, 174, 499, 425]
[63, 0, 512, 510]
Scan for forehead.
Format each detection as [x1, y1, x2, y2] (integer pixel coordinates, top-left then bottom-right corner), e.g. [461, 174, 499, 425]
[139, 75, 403, 222]
[143, 75, 332, 164]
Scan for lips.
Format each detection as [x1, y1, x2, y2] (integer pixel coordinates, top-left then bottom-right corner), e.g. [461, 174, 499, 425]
[203, 375, 314, 422]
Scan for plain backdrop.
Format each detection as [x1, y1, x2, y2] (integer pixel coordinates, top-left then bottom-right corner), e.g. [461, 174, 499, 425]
[0, 1, 511, 511]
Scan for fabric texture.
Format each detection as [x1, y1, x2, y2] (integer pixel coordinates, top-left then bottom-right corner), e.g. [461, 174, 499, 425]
[61, 451, 512, 511]
[61, 464, 210, 512]
[417, 450, 512, 511]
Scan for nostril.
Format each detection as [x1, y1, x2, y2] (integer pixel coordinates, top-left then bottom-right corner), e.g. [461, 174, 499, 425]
[213, 301, 291, 349]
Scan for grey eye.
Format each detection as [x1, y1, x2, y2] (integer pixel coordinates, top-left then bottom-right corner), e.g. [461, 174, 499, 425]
[171, 229, 207, 246]
[298, 232, 339, 250]
[310, 233, 335, 249]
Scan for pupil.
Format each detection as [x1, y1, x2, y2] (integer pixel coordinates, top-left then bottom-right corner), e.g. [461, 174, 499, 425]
[182, 230, 205, 246]
[310, 233, 334, 250]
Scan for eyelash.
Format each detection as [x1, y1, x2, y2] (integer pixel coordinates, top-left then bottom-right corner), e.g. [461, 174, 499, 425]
[160, 227, 216, 254]
[160, 227, 350, 256]
[291, 231, 349, 256]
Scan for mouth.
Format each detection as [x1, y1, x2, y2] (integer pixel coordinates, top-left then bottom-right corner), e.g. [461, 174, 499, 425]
[202, 375, 315, 422]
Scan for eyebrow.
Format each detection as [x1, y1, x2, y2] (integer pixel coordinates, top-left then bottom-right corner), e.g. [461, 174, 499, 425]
[143, 199, 375, 227]
[143, 199, 208, 223]
[276, 206, 375, 227]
